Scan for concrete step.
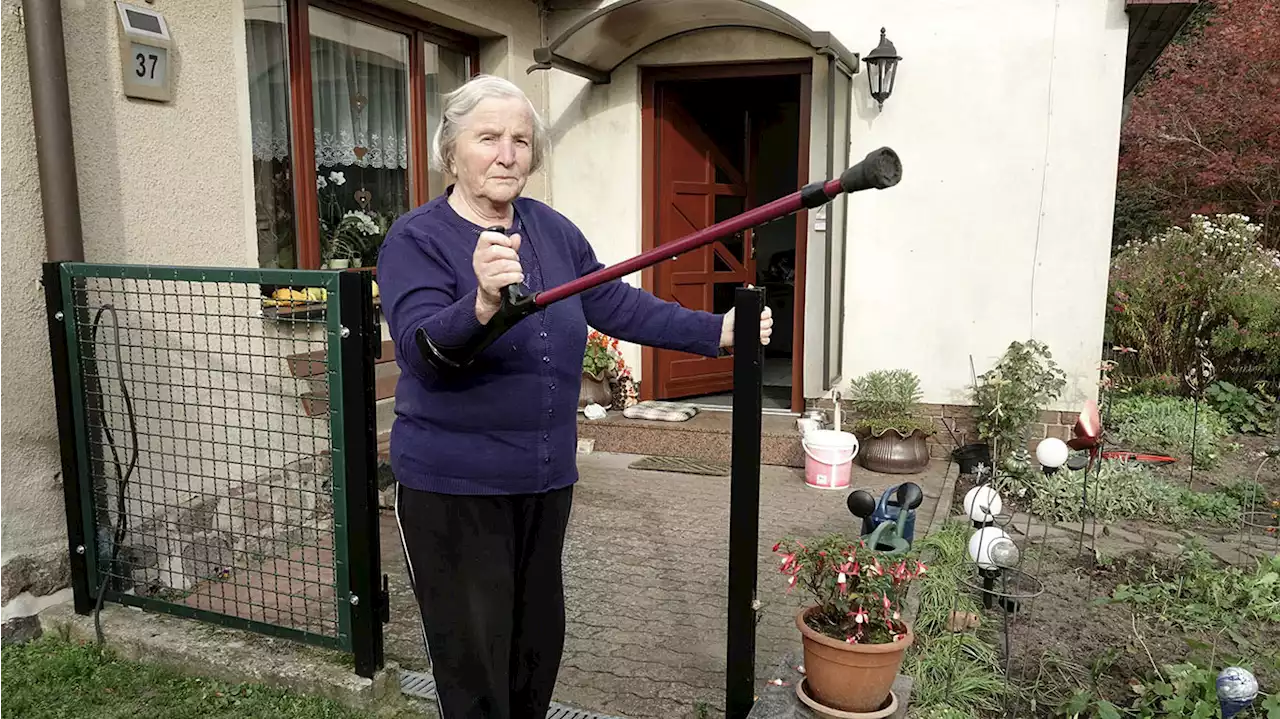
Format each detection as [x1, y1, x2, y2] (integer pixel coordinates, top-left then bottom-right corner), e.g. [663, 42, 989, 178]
[576, 408, 804, 468]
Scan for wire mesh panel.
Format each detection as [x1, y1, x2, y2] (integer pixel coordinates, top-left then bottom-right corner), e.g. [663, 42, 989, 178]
[55, 263, 370, 652]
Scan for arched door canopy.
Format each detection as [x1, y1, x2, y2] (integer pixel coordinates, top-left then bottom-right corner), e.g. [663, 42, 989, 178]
[528, 0, 859, 84]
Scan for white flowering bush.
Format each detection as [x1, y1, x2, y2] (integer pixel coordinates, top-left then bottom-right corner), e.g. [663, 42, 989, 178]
[1109, 213, 1280, 385]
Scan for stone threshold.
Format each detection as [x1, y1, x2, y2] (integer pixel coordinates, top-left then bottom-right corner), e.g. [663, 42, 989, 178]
[576, 409, 805, 468]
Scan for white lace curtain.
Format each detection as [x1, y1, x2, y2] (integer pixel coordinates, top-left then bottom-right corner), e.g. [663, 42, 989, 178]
[245, 20, 409, 171]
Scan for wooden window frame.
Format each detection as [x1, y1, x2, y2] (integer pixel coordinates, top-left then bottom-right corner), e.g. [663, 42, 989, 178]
[281, 0, 479, 269]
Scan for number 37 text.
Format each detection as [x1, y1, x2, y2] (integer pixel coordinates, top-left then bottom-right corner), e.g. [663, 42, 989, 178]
[135, 52, 159, 79]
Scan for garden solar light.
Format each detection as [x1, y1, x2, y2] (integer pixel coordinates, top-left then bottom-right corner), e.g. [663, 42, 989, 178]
[988, 537, 1020, 569]
[969, 526, 1023, 611]
[963, 485, 1002, 526]
[1217, 667, 1258, 719]
[968, 526, 1011, 571]
[1035, 437, 1069, 473]
[415, 147, 903, 371]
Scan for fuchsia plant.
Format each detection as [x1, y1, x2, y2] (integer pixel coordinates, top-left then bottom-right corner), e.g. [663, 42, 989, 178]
[773, 534, 925, 645]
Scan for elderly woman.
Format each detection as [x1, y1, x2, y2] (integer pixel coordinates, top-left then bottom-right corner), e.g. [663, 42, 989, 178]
[376, 74, 772, 719]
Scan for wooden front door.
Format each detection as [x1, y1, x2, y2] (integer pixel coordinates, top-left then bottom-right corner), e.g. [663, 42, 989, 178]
[650, 84, 756, 399]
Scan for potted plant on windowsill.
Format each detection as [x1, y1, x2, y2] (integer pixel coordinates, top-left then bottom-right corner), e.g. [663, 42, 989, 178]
[847, 369, 934, 474]
[773, 534, 923, 717]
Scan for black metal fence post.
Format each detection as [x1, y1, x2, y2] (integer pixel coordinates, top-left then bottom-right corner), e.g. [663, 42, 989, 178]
[337, 270, 385, 678]
[727, 286, 766, 719]
[43, 261, 93, 615]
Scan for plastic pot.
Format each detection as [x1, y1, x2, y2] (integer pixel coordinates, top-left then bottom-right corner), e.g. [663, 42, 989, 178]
[951, 443, 991, 474]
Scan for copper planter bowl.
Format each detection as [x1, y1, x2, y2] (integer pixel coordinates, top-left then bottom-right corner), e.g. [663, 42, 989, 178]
[857, 429, 930, 474]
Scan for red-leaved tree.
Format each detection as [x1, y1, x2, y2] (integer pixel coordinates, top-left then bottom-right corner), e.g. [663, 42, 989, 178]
[1115, 0, 1280, 248]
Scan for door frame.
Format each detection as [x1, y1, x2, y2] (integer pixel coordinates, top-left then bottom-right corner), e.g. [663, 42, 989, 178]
[640, 60, 812, 413]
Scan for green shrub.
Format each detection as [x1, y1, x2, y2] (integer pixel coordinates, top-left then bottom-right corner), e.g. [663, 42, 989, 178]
[970, 340, 1066, 463]
[1122, 373, 1184, 396]
[1109, 394, 1232, 468]
[1108, 213, 1280, 387]
[996, 458, 1244, 526]
[1206, 380, 1276, 434]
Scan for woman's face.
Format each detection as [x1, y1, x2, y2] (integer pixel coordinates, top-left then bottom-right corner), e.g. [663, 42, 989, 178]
[451, 96, 534, 209]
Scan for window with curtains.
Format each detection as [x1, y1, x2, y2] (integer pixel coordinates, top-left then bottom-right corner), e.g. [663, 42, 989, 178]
[243, 0, 476, 270]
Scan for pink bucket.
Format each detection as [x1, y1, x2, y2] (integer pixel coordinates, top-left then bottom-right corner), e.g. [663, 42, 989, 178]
[802, 429, 859, 490]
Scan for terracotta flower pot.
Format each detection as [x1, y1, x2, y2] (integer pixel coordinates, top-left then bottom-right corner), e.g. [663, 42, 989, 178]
[796, 606, 913, 714]
[578, 371, 613, 409]
[857, 428, 930, 474]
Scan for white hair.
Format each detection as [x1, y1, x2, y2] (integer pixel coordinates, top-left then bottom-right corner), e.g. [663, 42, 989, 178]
[431, 74, 548, 175]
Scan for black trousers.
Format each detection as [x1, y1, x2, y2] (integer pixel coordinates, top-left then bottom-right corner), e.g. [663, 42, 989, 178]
[395, 482, 574, 719]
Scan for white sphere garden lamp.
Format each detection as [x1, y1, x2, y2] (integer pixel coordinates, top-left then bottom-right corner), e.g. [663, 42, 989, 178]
[967, 526, 1012, 571]
[1035, 437, 1070, 474]
[963, 485, 1003, 527]
[968, 524, 1025, 611]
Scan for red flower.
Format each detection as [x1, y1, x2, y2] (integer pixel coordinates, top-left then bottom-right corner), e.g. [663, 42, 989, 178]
[1113, 305, 1125, 313]
[779, 553, 798, 574]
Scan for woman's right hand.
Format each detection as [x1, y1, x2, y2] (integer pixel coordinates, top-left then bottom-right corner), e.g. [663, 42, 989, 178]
[473, 229, 523, 324]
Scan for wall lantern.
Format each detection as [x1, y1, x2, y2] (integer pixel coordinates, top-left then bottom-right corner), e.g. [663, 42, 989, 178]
[863, 27, 901, 108]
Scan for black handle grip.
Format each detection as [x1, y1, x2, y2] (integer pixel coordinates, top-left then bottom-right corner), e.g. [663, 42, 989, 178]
[840, 147, 902, 193]
[484, 224, 530, 309]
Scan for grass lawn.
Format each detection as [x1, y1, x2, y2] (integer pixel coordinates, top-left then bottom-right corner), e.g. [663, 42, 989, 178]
[2, 633, 420, 719]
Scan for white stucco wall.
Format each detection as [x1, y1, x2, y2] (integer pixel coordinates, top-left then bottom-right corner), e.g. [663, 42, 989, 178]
[545, 0, 1128, 411]
[2, 0, 67, 568]
[1, 0, 546, 607]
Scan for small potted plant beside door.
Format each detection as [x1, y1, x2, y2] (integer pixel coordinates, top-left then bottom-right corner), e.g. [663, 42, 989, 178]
[580, 330, 621, 410]
[774, 534, 923, 717]
[847, 369, 934, 474]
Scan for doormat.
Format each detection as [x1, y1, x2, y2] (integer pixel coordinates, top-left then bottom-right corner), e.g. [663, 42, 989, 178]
[628, 455, 730, 476]
[400, 669, 627, 718]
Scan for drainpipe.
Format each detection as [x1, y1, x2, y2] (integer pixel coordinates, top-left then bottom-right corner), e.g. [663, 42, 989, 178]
[24, 0, 85, 262]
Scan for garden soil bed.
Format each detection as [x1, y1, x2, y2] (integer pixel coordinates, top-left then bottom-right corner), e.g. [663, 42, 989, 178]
[941, 432, 1279, 717]
[994, 542, 1280, 716]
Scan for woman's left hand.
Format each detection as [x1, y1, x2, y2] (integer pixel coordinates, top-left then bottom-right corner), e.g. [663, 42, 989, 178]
[720, 303, 773, 349]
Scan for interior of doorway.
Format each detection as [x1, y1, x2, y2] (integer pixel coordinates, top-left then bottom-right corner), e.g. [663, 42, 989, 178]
[649, 71, 803, 413]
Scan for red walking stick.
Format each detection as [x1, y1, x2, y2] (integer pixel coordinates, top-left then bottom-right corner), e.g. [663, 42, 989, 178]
[416, 147, 903, 371]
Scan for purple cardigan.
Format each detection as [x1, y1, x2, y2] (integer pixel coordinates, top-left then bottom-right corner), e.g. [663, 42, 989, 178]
[376, 191, 724, 495]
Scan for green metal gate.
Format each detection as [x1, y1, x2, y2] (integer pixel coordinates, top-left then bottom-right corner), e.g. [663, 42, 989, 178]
[43, 262, 385, 676]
